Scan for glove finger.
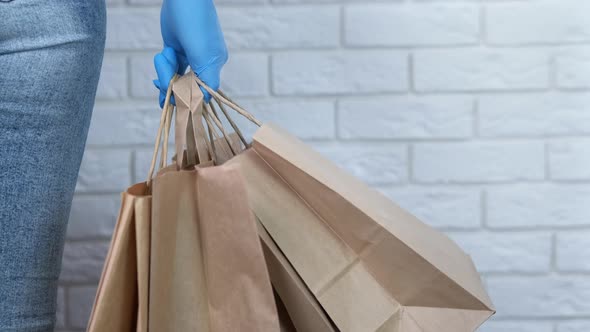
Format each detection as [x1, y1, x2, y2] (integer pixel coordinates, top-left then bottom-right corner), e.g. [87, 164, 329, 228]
[161, 46, 177, 66]
[154, 54, 177, 92]
[162, 49, 184, 98]
[176, 53, 190, 76]
[154, 47, 179, 92]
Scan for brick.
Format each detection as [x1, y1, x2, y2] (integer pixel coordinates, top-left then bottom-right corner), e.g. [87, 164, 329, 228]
[219, 6, 339, 49]
[556, 232, 590, 272]
[68, 196, 120, 239]
[448, 232, 551, 273]
[412, 142, 544, 183]
[549, 139, 590, 180]
[487, 184, 590, 228]
[314, 144, 407, 185]
[221, 53, 269, 97]
[106, 8, 161, 50]
[87, 106, 162, 145]
[76, 150, 131, 193]
[487, 276, 590, 318]
[68, 286, 97, 329]
[129, 54, 156, 99]
[232, 99, 336, 140]
[381, 187, 480, 229]
[273, 51, 408, 95]
[345, 4, 478, 47]
[56, 287, 66, 329]
[96, 54, 127, 100]
[338, 96, 473, 139]
[486, 1, 590, 45]
[558, 321, 590, 332]
[479, 93, 590, 137]
[557, 50, 590, 89]
[414, 50, 549, 92]
[479, 321, 553, 332]
[60, 241, 110, 283]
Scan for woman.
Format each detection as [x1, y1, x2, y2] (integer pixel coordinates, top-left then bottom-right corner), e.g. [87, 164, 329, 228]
[0, 0, 227, 330]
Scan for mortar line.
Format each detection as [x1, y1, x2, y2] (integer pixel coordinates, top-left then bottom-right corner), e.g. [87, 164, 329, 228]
[339, 5, 346, 48]
[550, 233, 558, 272]
[479, 3, 486, 46]
[125, 55, 132, 99]
[266, 53, 273, 97]
[544, 142, 551, 180]
[473, 98, 480, 137]
[408, 53, 415, 93]
[481, 189, 488, 229]
[407, 143, 414, 183]
[334, 99, 341, 140]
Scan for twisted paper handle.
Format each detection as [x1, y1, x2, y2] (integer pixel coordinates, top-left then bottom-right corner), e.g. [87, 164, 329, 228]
[194, 76, 261, 127]
[146, 74, 261, 186]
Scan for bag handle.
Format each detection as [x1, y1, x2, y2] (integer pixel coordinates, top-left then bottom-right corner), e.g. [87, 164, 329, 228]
[147, 74, 178, 187]
[146, 72, 261, 186]
[173, 74, 214, 169]
[194, 76, 261, 127]
[159, 94, 174, 170]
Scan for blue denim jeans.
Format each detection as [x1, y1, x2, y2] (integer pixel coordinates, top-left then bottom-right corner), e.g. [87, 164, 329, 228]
[0, 0, 106, 330]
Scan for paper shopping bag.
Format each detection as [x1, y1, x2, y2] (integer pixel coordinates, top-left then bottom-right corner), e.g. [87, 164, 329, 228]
[187, 74, 495, 332]
[88, 73, 279, 332]
[257, 220, 337, 332]
[274, 291, 296, 332]
[148, 164, 279, 331]
[86, 183, 150, 332]
[149, 73, 278, 331]
[227, 123, 495, 332]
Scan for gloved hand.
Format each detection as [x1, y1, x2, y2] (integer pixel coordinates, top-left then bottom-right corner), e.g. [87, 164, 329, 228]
[153, 0, 228, 107]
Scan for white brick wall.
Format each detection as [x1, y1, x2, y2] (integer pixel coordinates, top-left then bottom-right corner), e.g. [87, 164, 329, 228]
[59, 0, 590, 331]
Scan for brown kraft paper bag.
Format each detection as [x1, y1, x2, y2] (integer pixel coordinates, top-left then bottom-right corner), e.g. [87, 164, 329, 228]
[226, 123, 496, 332]
[86, 182, 151, 332]
[190, 74, 495, 332]
[148, 164, 279, 331]
[88, 73, 279, 332]
[257, 220, 337, 332]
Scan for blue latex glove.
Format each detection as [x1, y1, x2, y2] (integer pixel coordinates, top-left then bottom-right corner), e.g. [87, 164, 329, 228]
[153, 0, 228, 107]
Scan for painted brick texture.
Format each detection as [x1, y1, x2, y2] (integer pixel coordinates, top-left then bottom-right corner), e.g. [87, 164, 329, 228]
[58, 1, 590, 331]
